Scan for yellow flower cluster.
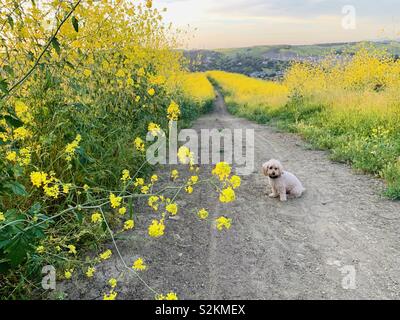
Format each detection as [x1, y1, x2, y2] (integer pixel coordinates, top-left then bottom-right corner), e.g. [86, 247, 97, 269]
[197, 208, 209, 220]
[65, 134, 82, 162]
[212, 162, 231, 181]
[148, 219, 165, 238]
[30, 171, 66, 199]
[156, 292, 179, 300]
[167, 101, 181, 121]
[109, 193, 122, 208]
[148, 122, 161, 136]
[134, 137, 145, 152]
[132, 258, 147, 271]
[216, 216, 232, 231]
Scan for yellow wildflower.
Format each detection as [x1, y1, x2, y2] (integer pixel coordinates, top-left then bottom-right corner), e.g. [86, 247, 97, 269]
[212, 162, 231, 181]
[62, 183, 72, 194]
[134, 178, 144, 187]
[167, 101, 181, 121]
[65, 135, 81, 162]
[147, 88, 155, 96]
[64, 270, 73, 280]
[216, 216, 232, 231]
[13, 127, 32, 140]
[83, 69, 92, 77]
[67, 244, 77, 255]
[36, 245, 45, 254]
[134, 137, 145, 152]
[230, 175, 241, 189]
[91, 212, 102, 223]
[148, 219, 165, 238]
[100, 249, 112, 260]
[86, 267, 96, 278]
[166, 292, 178, 300]
[141, 185, 150, 194]
[109, 278, 117, 289]
[177, 146, 194, 165]
[171, 169, 179, 180]
[0, 212, 5, 222]
[124, 220, 135, 230]
[219, 187, 236, 203]
[6, 151, 17, 162]
[121, 169, 130, 182]
[189, 175, 199, 185]
[118, 207, 127, 215]
[185, 185, 193, 194]
[103, 291, 118, 300]
[110, 193, 122, 208]
[132, 258, 147, 271]
[116, 69, 125, 77]
[148, 122, 161, 136]
[197, 209, 209, 220]
[148, 196, 159, 210]
[43, 184, 60, 199]
[166, 203, 178, 216]
[30, 171, 47, 188]
[151, 174, 158, 183]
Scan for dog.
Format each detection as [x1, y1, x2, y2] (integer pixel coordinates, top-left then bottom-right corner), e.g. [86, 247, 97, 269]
[262, 159, 305, 202]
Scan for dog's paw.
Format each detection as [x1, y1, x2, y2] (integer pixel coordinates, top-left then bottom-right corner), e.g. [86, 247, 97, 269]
[269, 193, 278, 198]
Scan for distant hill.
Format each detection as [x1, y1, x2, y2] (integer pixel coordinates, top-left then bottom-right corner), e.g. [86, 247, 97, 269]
[184, 41, 400, 80]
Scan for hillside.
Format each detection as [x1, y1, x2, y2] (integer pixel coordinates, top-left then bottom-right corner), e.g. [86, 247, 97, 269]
[185, 41, 400, 80]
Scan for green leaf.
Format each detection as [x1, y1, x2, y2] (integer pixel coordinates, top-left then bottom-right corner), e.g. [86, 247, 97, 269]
[7, 16, 14, 29]
[2, 114, 23, 128]
[51, 37, 61, 55]
[72, 16, 79, 32]
[3, 65, 14, 76]
[0, 79, 8, 94]
[4, 181, 28, 197]
[4, 235, 30, 266]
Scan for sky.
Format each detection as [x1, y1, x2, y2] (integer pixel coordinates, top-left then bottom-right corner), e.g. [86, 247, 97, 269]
[154, 0, 400, 49]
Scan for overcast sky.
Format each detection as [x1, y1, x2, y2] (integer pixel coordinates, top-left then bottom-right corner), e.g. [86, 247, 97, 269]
[155, 0, 400, 49]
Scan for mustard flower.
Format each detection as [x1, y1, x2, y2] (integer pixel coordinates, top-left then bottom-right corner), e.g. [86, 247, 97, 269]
[103, 291, 118, 300]
[212, 162, 231, 181]
[110, 193, 122, 208]
[216, 216, 232, 231]
[86, 267, 96, 278]
[100, 249, 112, 260]
[197, 209, 209, 220]
[109, 278, 117, 289]
[219, 187, 236, 203]
[148, 219, 165, 238]
[124, 220, 135, 230]
[67, 244, 77, 255]
[166, 203, 178, 216]
[121, 169, 131, 182]
[91, 212, 102, 223]
[132, 258, 147, 271]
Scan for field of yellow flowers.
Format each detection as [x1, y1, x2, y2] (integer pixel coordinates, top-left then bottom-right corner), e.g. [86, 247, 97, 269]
[0, 0, 223, 299]
[208, 46, 400, 199]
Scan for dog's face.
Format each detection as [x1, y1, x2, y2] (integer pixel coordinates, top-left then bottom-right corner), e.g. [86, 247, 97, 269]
[262, 159, 283, 179]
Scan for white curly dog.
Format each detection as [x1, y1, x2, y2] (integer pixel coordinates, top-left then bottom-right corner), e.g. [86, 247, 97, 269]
[262, 159, 305, 202]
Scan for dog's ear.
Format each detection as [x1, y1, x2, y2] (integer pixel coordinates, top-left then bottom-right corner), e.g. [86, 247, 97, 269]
[262, 162, 269, 176]
[276, 160, 284, 174]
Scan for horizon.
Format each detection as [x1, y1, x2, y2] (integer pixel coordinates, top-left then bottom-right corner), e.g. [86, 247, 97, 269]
[155, 0, 400, 50]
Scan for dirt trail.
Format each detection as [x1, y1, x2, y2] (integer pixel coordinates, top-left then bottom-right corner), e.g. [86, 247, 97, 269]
[61, 91, 400, 300]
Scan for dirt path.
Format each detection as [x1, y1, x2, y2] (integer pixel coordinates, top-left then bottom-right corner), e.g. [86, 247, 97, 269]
[61, 91, 400, 300]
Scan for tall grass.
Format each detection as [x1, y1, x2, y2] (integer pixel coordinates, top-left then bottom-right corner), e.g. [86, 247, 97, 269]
[208, 46, 400, 199]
